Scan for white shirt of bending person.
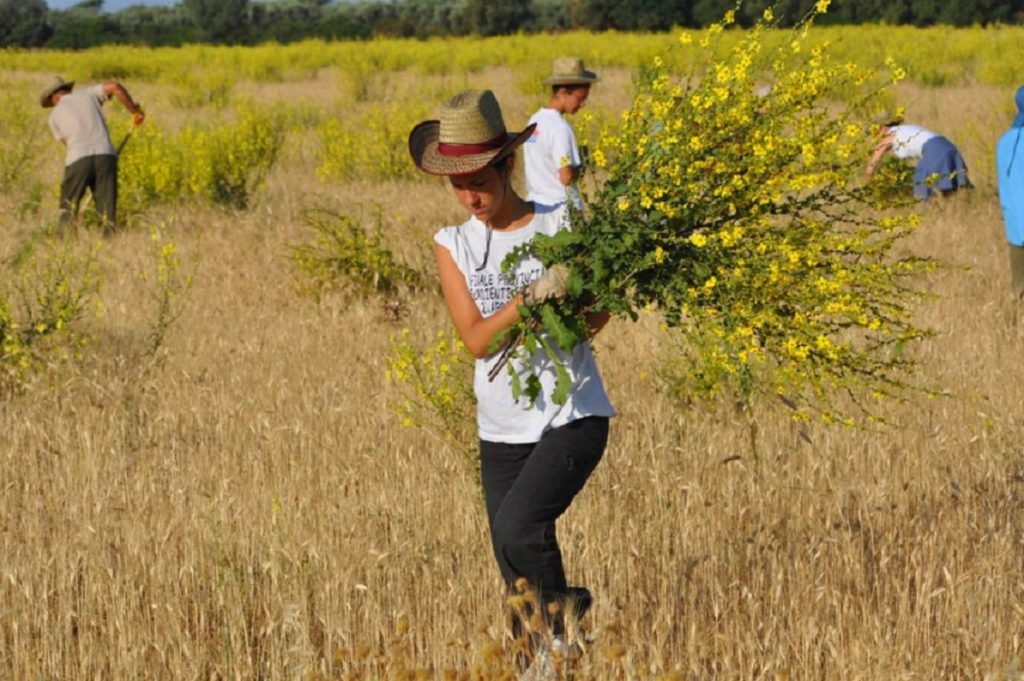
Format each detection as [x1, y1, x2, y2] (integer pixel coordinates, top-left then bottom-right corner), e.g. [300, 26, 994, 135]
[888, 124, 939, 160]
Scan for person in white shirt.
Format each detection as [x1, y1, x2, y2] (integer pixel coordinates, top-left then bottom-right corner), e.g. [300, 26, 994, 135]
[524, 57, 599, 211]
[866, 119, 970, 200]
[409, 89, 614, 668]
[41, 76, 144, 230]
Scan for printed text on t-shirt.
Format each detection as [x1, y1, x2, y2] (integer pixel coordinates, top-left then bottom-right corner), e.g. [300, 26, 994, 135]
[468, 267, 542, 315]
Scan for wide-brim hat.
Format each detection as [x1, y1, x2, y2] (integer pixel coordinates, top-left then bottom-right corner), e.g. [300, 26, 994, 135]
[543, 57, 600, 86]
[40, 76, 74, 108]
[409, 89, 536, 176]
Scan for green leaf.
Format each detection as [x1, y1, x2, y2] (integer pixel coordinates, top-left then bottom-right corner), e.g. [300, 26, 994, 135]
[535, 229, 582, 251]
[524, 374, 542, 405]
[552, 363, 571, 406]
[566, 269, 584, 297]
[509, 365, 522, 401]
[540, 305, 579, 351]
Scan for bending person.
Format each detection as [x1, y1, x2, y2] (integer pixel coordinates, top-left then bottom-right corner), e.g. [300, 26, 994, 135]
[41, 76, 145, 230]
[866, 118, 970, 201]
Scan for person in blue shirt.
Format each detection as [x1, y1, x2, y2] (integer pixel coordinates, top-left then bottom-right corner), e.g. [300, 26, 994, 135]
[996, 85, 1024, 319]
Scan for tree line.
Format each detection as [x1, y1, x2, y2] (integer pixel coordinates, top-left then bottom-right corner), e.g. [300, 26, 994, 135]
[3, 0, 1023, 49]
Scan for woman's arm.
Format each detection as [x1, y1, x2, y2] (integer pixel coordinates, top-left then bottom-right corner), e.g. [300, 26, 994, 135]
[866, 135, 894, 177]
[435, 243, 524, 359]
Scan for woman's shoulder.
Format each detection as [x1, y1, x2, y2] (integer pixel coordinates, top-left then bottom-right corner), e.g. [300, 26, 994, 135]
[434, 216, 482, 248]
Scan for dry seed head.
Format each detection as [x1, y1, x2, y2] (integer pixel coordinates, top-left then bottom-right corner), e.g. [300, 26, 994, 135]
[546, 601, 561, 617]
[529, 611, 545, 631]
[514, 577, 529, 593]
[480, 641, 503, 662]
[606, 643, 628, 661]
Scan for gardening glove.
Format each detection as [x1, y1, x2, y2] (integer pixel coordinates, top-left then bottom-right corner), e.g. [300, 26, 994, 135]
[524, 264, 570, 306]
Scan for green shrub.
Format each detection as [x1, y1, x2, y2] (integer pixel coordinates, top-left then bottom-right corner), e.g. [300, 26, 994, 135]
[289, 209, 425, 297]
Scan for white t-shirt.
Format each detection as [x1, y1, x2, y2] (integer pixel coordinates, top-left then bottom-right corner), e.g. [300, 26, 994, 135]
[888, 124, 938, 160]
[434, 203, 615, 443]
[48, 84, 116, 166]
[524, 107, 583, 210]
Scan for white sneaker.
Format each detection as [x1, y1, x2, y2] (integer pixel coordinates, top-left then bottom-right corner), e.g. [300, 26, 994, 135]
[550, 635, 584, 661]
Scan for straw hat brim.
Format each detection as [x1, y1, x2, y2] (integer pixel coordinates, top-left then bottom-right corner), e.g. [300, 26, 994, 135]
[40, 81, 74, 108]
[543, 72, 600, 86]
[409, 121, 537, 176]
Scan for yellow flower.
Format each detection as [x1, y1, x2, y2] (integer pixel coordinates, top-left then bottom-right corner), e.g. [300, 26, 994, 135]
[689, 233, 708, 248]
[654, 246, 666, 265]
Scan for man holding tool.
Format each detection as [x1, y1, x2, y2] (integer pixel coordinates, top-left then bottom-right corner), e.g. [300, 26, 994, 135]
[41, 76, 145, 231]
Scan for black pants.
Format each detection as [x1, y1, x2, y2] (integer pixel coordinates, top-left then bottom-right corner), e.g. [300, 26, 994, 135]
[480, 416, 609, 603]
[59, 154, 118, 228]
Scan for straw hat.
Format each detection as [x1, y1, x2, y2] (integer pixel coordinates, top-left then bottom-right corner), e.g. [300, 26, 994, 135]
[40, 76, 74, 108]
[409, 89, 536, 176]
[543, 57, 600, 86]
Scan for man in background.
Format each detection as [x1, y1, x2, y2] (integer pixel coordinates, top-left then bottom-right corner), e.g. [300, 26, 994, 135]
[524, 57, 599, 211]
[41, 76, 144, 230]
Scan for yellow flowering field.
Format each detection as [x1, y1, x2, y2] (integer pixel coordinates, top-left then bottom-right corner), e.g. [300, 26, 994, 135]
[1, 21, 1023, 681]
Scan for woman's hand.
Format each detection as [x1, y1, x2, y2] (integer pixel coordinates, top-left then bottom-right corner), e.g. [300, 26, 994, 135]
[524, 264, 570, 305]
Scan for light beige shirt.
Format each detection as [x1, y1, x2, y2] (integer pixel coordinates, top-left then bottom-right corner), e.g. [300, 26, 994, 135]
[48, 84, 116, 166]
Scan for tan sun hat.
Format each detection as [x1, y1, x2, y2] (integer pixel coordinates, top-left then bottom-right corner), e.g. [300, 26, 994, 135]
[543, 57, 600, 86]
[40, 76, 75, 108]
[409, 89, 536, 176]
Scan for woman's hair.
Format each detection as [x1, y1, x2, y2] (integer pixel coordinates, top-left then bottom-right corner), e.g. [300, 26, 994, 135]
[491, 156, 510, 173]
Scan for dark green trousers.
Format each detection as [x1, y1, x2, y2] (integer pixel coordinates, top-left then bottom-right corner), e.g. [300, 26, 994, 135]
[59, 154, 118, 228]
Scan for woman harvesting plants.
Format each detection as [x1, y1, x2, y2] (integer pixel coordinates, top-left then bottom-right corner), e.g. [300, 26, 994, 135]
[408, 89, 614, 666]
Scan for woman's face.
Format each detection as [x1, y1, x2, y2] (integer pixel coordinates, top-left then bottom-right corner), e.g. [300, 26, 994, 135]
[449, 165, 508, 223]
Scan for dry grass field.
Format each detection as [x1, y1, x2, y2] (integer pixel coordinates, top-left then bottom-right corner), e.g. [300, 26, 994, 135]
[1, 55, 1023, 681]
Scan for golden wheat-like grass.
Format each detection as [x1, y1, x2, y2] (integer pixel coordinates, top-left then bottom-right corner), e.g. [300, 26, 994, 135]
[1, 66, 1022, 680]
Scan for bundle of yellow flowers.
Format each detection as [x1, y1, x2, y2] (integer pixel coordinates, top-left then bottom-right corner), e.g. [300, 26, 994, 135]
[503, 4, 934, 422]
